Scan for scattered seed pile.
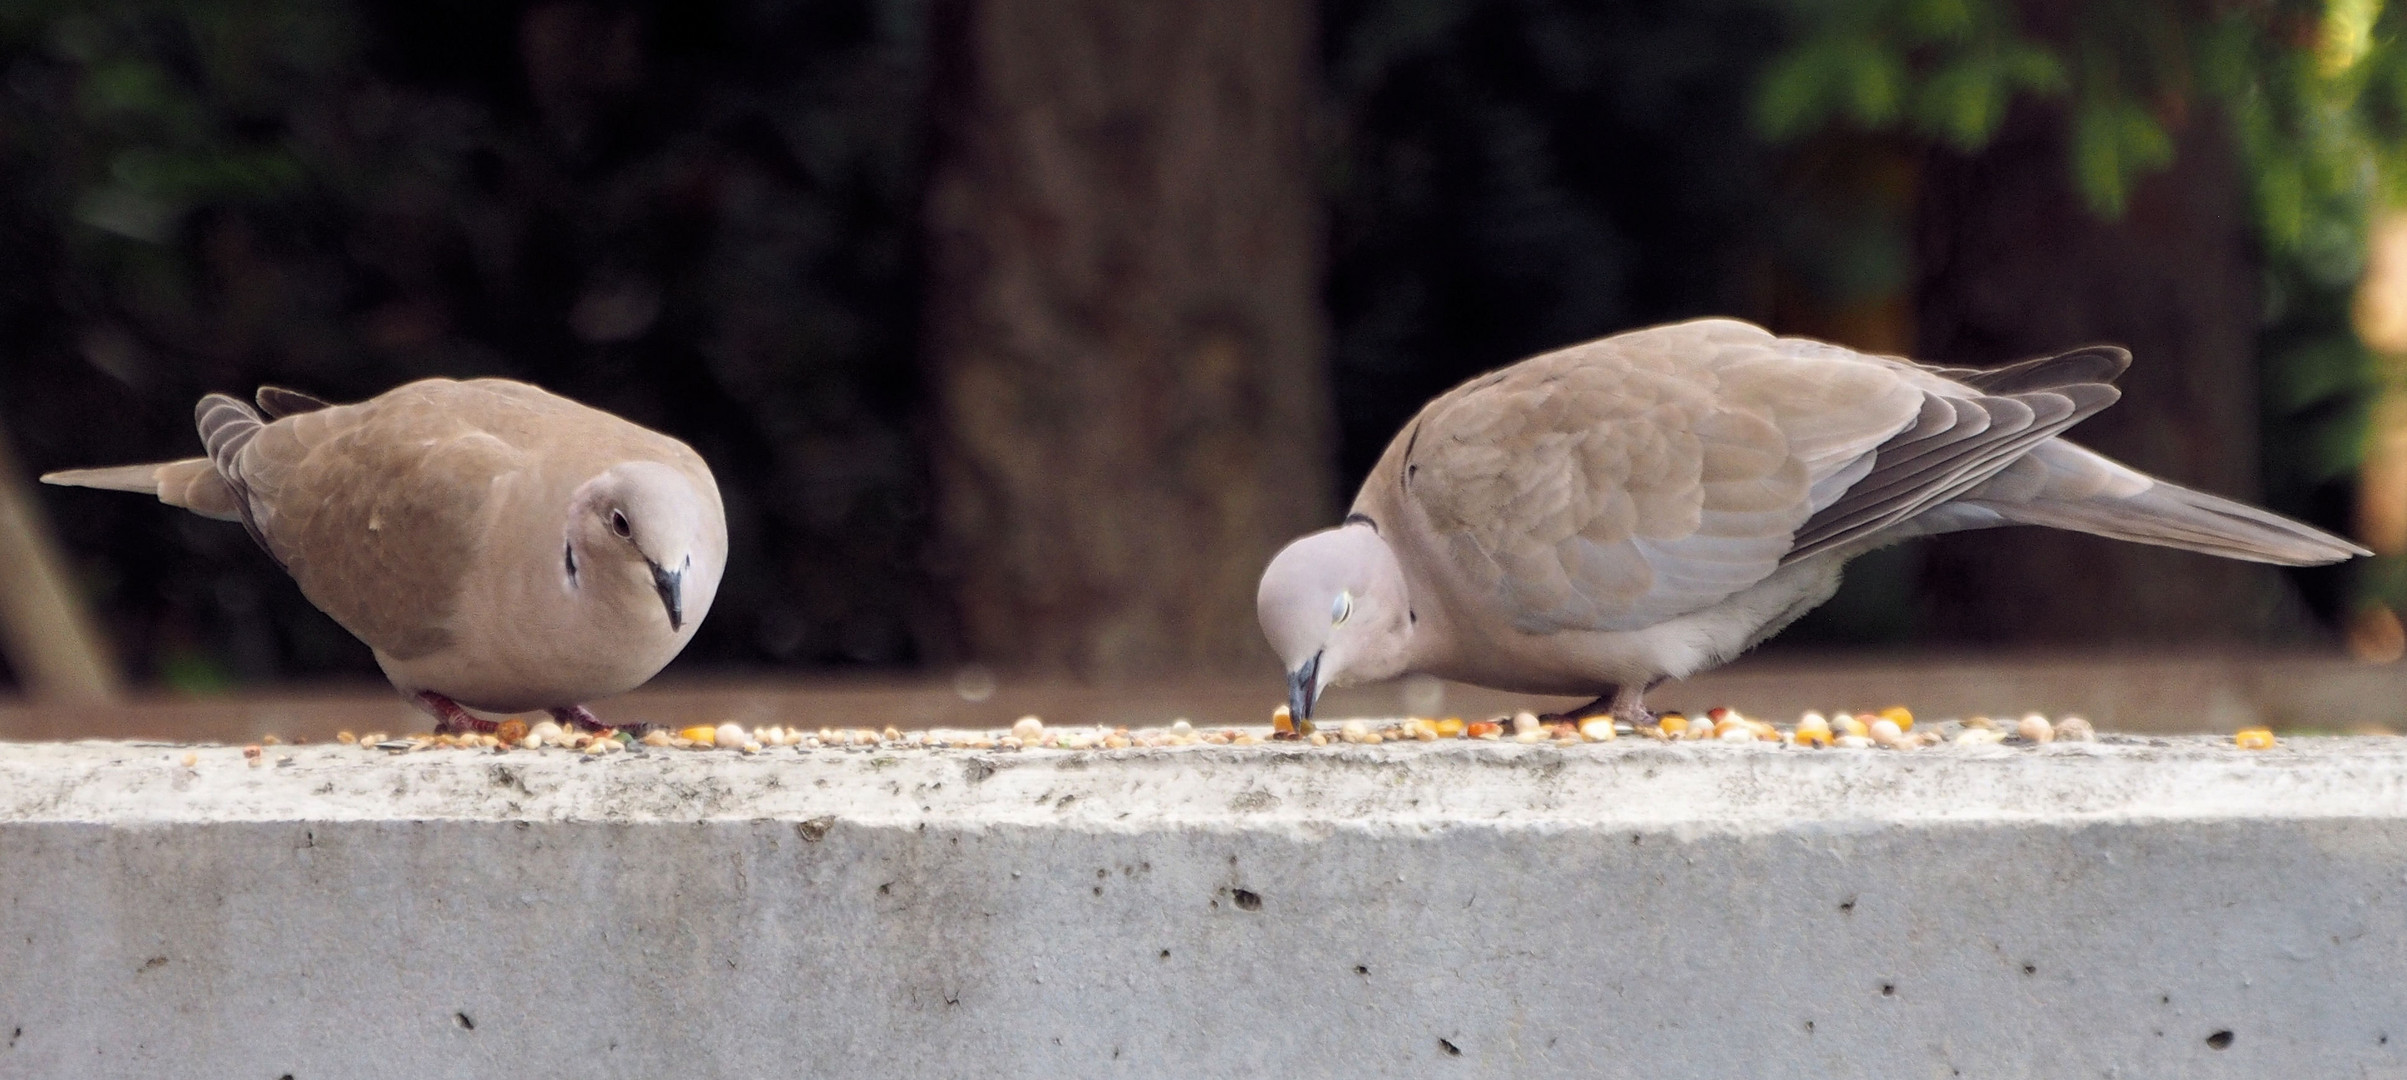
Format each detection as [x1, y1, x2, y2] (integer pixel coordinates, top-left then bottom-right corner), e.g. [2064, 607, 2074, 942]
[219, 706, 2284, 764]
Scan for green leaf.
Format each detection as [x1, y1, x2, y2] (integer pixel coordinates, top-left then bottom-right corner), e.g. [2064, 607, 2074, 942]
[2070, 98, 2174, 216]
[1755, 35, 1908, 139]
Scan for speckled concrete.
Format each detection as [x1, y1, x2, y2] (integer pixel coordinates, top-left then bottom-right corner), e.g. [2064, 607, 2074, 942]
[4, 735, 2406, 1078]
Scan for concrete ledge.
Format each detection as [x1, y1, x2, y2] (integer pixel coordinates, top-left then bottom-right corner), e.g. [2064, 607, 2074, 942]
[6, 737, 2407, 1077]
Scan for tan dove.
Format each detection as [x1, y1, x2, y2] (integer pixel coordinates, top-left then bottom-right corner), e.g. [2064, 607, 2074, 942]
[44, 378, 726, 733]
[1258, 318, 2369, 725]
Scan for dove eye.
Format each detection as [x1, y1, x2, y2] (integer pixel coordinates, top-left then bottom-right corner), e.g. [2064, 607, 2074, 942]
[1331, 591, 1353, 626]
[610, 510, 632, 538]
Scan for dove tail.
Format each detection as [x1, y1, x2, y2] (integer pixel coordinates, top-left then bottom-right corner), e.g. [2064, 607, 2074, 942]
[1994, 481, 2368, 566]
[1952, 440, 2369, 566]
[42, 459, 243, 521]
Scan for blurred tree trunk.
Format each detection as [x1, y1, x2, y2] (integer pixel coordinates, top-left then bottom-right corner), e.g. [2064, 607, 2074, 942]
[922, 0, 1332, 676]
[0, 425, 121, 702]
[1911, 103, 2314, 644]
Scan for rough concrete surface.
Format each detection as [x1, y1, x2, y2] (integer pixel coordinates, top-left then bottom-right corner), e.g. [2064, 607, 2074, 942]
[4, 736, 2407, 1078]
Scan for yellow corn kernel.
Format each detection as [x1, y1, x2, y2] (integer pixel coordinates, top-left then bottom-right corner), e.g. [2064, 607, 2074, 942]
[1435, 717, 1466, 738]
[1879, 706, 1913, 732]
[1835, 715, 1870, 739]
[1272, 706, 1295, 735]
[1793, 728, 1832, 748]
[679, 725, 719, 747]
[2234, 727, 2276, 750]
[1658, 714, 1688, 737]
[1577, 717, 1617, 742]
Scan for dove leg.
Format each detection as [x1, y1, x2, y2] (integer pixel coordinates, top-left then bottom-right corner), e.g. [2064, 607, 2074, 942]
[413, 691, 496, 735]
[1610, 679, 1664, 727]
[551, 705, 608, 732]
[550, 705, 647, 736]
[1538, 693, 1617, 725]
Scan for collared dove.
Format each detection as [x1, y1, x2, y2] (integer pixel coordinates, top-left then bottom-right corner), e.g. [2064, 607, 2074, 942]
[1259, 318, 2369, 725]
[44, 378, 726, 733]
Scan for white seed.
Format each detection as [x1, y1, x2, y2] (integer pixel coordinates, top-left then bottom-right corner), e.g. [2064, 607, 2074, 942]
[1868, 718, 1905, 748]
[2055, 716, 2096, 741]
[1308, 732, 1328, 746]
[754, 726, 782, 747]
[180, 752, 198, 767]
[741, 742, 762, 754]
[1512, 711, 1541, 737]
[641, 729, 674, 748]
[1717, 724, 1755, 742]
[1340, 719, 1372, 744]
[1513, 729, 1546, 743]
[2017, 714, 2055, 744]
[710, 722, 745, 749]
[1012, 716, 1045, 742]
[1170, 719, 1193, 736]
[1578, 717, 1617, 742]
[528, 720, 564, 747]
[1834, 734, 1874, 749]
[1954, 728, 2006, 746]
[1795, 713, 1833, 743]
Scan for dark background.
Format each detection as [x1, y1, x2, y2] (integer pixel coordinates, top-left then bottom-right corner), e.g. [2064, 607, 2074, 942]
[0, 0, 2391, 694]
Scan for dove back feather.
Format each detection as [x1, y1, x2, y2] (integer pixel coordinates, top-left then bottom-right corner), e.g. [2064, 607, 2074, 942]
[1362, 319, 1932, 634]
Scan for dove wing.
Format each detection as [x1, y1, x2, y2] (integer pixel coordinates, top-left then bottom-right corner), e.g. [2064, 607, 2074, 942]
[224, 380, 540, 661]
[1387, 319, 2118, 634]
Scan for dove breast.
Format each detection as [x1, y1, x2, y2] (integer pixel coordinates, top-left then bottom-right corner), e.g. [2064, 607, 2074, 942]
[225, 378, 725, 712]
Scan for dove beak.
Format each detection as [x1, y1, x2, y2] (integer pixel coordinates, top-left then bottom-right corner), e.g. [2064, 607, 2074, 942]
[1287, 651, 1321, 722]
[651, 560, 684, 632]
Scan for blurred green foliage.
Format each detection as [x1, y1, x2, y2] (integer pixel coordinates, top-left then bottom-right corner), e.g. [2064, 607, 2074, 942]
[1758, 0, 2407, 609]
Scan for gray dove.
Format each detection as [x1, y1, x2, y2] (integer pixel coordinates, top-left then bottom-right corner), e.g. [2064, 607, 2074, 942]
[44, 378, 726, 733]
[1258, 318, 2368, 725]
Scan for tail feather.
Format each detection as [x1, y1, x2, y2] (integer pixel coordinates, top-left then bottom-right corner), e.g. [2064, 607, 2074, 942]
[1954, 440, 2369, 566]
[41, 463, 168, 495]
[1997, 483, 2367, 566]
[43, 458, 242, 521]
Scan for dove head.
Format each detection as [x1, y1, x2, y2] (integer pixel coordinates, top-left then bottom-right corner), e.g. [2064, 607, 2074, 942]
[1257, 521, 1413, 721]
[565, 461, 725, 637]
